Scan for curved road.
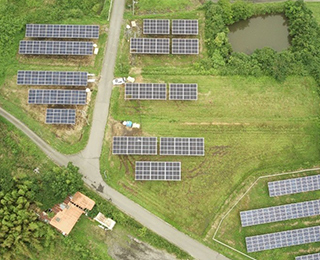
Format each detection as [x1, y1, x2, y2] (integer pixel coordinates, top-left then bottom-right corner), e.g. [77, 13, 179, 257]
[0, 1, 228, 260]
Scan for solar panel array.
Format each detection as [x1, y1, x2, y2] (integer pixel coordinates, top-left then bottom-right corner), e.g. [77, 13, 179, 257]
[268, 175, 320, 197]
[143, 19, 170, 35]
[169, 83, 198, 100]
[296, 253, 320, 260]
[172, 20, 198, 35]
[19, 41, 93, 55]
[45, 109, 76, 124]
[160, 137, 204, 156]
[125, 83, 166, 100]
[246, 226, 320, 253]
[240, 199, 320, 227]
[135, 161, 181, 181]
[17, 71, 88, 86]
[112, 136, 157, 155]
[25, 24, 99, 39]
[28, 89, 86, 105]
[172, 39, 199, 54]
[130, 38, 170, 54]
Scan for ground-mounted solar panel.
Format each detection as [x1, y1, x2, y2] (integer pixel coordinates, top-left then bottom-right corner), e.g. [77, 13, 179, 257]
[169, 83, 198, 100]
[240, 199, 320, 227]
[246, 226, 320, 253]
[28, 89, 86, 105]
[125, 83, 167, 100]
[172, 19, 198, 35]
[45, 109, 76, 125]
[112, 136, 157, 155]
[143, 19, 170, 35]
[135, 161, 181, 181]
[172, 38, 199, 55]
[268, 174, 320, 197]
[19, 41, 93, 55]
[17, 71, 88, 86]
[130, 38, 170, 54]
[25, 24, 99, 39]
[296, 252, 320, 260]
[160, 137, 204, 156]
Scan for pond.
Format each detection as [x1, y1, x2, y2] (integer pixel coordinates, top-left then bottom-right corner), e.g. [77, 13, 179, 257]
[228, 14, 290, 55]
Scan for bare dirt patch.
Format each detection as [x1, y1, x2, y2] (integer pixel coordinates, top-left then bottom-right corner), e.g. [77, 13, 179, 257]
[184, 122, 250, 126]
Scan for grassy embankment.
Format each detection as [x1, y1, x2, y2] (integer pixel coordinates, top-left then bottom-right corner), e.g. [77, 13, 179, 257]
[0, 116, 192, 260]
[0, 0, 110, 154]
[101, 1, 320, 259]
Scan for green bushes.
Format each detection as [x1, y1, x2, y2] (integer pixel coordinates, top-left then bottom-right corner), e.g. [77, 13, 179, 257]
[203, 0, 320, 84]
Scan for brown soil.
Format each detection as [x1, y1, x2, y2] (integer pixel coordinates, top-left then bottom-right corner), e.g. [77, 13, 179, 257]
[184, 122, 250, 126]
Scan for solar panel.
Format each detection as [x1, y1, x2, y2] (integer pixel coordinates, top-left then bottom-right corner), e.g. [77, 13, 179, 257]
[296, 253, 320, 260]
[135, 161, 181, 181]
[19, 41, 93, 55]
[172, 20, 198, 35]
[172, 38, 199, 54]
[169, 83, 198, 100]
[28, 89, 86, 105]
[240, 199, 320, 227]
[25, 24, 99, 39]
[45, 109, 76, 124]
[160, 137, 204, 156]
[246, 226, 320, 253]
[130, 38, 170, 54]
[17, 71, 88, 86]
[268, 175, 320, 197]
[143, 19, 170, 35]
[125, 83, 167, 100]
[112, 137, 157, 155]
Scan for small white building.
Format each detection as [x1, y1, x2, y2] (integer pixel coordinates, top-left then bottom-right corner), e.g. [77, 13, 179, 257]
[94, 212, 116, 230]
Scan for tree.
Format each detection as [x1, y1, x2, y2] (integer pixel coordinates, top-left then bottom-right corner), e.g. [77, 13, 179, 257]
[0, 177, 54, 259]
[40, 162, 83, 208]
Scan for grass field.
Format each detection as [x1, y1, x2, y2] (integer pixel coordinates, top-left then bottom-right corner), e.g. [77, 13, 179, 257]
[101, 75, 320, 240]
[306, 3, 320, 24]
[215, 170, 320, 260]
[0, 0, 110, 154]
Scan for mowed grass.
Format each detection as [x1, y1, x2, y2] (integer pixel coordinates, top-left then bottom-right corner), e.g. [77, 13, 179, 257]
[306, 3, 320, 24]
[100, 75, 320, 238]
[134, 0, 201, 14]
[216, 170, 320, 260]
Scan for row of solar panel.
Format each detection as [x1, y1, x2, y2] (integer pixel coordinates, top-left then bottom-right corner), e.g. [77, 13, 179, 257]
[112, 137, 204, 156]
[28, 89, 87, 105]
[143, 19, 198, 35]
[25, 24, 99, 39]
[46, 109, 76, 124]
[246, 226, 320, 253]
[135, 161, 181, 181]
[17, 71, 88, 86]
[125, 83, 197, 100]
[130, 38, 199, 54]
[240, 198, 320, 227]
[19, 41, 94, 55]
[296, 252, 320, 260]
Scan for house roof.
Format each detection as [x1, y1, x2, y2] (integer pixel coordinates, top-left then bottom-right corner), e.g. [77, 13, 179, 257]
[49, 202, 84, 235]
[71, 191, 95, 210]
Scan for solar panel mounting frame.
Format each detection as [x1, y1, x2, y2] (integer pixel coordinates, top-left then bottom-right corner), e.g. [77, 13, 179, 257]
[169, 83, 198, 100]
[135, 161, 181, 181]
[143, 19, 170, 35]
[45, 108, 76, 125]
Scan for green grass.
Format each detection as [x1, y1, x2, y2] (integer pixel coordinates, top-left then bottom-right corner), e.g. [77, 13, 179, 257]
[215, 170, 320, 260]
[0, 0, 110, 154]
[101, 75, 320, 240]
[306, 3, 320, 24]
[133, 0, 201, 14]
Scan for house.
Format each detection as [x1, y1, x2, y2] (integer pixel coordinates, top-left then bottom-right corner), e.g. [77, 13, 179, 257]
[49, 192, 95, 236]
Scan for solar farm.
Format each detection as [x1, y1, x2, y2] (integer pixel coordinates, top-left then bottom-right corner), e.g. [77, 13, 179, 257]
[16, 23, 100, 125]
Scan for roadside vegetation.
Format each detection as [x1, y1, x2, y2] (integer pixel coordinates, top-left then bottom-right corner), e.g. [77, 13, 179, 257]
[102, 0, 320, 259]
[0, 117, 191, 260]
[0, 0, 110, 154]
